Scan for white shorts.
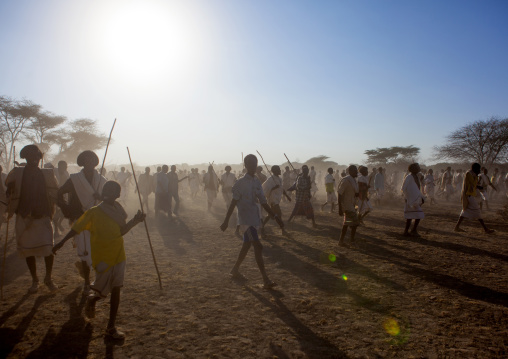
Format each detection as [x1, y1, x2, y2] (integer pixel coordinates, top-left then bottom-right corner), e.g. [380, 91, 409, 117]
[91, 260, 126, 298]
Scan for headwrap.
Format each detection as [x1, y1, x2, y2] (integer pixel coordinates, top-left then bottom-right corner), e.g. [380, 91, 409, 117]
[76, 151, 99, 167]
[20, 145, 42, 160]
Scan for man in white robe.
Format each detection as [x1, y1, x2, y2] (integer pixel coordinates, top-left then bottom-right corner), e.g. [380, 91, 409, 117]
[57, 151, 107, 293]
[401, 163, 424, 237]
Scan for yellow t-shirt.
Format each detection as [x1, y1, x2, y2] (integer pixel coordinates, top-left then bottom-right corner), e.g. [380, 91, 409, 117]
[72, 206, 126, 271]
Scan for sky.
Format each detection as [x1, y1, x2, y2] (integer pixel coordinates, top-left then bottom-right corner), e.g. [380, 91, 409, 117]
[0, 0, 507, 167]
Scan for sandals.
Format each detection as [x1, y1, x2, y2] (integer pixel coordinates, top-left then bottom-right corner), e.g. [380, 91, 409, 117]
[230, 271, 248, 281]
[262, 280, 277, 290]
[105, 327, 125, 340]
[28, 280, 39, 294]
[44, 278, 58, 292]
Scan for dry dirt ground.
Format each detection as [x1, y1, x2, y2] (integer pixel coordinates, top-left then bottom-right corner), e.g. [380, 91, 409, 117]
[0, 189, 507, 358]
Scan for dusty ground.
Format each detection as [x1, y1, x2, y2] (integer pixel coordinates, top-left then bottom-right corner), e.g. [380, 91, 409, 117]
[0, 189, 507, 358]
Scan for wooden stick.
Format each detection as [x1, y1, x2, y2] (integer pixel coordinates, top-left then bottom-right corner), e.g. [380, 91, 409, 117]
[96, 118, 117, 196]
[284, 153, 296, 171]
[256, 151, 291, 201]
[1, 187, 13, 300]
[126, 147, 162, 289]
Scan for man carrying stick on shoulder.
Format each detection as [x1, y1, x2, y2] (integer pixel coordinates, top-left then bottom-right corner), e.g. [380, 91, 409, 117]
[220, 154, 283, 289]
[53, 181, 145, 339]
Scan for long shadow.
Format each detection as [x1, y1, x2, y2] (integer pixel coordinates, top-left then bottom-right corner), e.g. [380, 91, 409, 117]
[383, 230, 508, 262]
[0, 293, 30, 326]
[393, 258, 508, 308]
[278, 232, 407, 292]
[0, 294, 53, 357]
[357, 234, 423, 265]
[104, 335, 125, 359]
[416, 237, 508, 262]
[264, 241, 394, 314]
[245, 287, 349, 359]
[25, 286, 92, 358]
[155, 215, 194, 255]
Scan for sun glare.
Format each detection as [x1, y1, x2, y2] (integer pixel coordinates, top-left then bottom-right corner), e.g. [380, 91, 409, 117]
[101, 1, 199, 81]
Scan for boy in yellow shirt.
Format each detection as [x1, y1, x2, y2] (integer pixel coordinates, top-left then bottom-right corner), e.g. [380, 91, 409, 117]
[53, 181, 145, 339]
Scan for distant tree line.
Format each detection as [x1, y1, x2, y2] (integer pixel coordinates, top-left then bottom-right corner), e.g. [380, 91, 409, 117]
[0, 96, 107, 170]
[364, 146, 420, 166]
[364, 117, 508, 167]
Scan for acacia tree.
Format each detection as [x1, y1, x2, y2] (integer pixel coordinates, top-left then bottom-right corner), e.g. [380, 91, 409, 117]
[25, 111, 67, 157]
[52, 118, 108, 163]
[433, 117, 508, 165]
[0, 96, 41, 170]
[364, 145, 420, 165]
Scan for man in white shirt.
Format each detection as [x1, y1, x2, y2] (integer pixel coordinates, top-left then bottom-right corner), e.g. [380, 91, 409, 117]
[220, 166, 237, 209]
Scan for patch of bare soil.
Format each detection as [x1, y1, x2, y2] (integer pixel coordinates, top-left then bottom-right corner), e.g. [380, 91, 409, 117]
[1, 190, 507, 358]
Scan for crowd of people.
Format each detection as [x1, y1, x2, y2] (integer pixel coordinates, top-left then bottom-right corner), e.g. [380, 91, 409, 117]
[2, 144, 506, 339]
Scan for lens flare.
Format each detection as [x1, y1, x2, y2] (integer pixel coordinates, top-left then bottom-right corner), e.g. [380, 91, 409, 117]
[383, 318, 400, 336]
[328, 254, 336, 262]
[341, 274, 348, 281]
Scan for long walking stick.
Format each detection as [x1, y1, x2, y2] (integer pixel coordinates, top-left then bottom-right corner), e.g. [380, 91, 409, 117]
[256, 150, 291, 201]
[96, 118, 117, 196]
[284, 153, 296, 171]
[1, 155, 14, 300]
[127, 147, 162, 289]
[1, 202, 11, 300]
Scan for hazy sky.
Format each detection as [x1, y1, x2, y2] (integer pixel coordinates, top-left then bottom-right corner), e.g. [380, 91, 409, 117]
[1, 0, 507, 166]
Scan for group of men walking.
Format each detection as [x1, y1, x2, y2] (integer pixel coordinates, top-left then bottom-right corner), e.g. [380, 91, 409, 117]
[2, 144, 504, 339]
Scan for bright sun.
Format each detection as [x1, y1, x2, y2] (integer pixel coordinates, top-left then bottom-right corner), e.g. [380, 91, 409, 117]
[101, 1, 199, 81]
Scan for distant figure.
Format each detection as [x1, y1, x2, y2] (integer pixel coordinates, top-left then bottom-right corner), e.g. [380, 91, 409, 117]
[374, 167, 384, 205]
[357, 166, 373, 224]
[54, 181, 146, 339]
[0, 165, 7, 230]
[338, 165, 359, 246]
[282, 166, 292, 201]
[401, 163, 424, 237]
[116, 167, 132, 204]
[255, 166, 267, 184]
[155, 165, 171, 217]
[321, 167, 337, 213]
[478, 167, 496, 210]
[309, 166, 317, 198]
[454, 163, 494, 234]
[5, 145, 59, 293]
[220, 154, 283, 289]
[138, 167, 154, 213]
[424, 169, 436, 205]
[453, 169, 463, 192]
[168, 165, 188, 215]
[220, 166, 237, 209]
[57, 150, 107, 294]
[188, 168, 201, 198]
[262, 165, 289, 232]
[287, 165, 317, 228]
[203, 166, 219, 211]
[442, 167, 454, 201]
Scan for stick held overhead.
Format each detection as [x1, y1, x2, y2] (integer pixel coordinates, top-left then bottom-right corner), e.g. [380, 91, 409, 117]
[127, 147, 163, 290]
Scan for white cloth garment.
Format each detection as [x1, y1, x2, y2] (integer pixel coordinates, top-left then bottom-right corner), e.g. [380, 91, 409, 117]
[401, 174, 424, 220]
